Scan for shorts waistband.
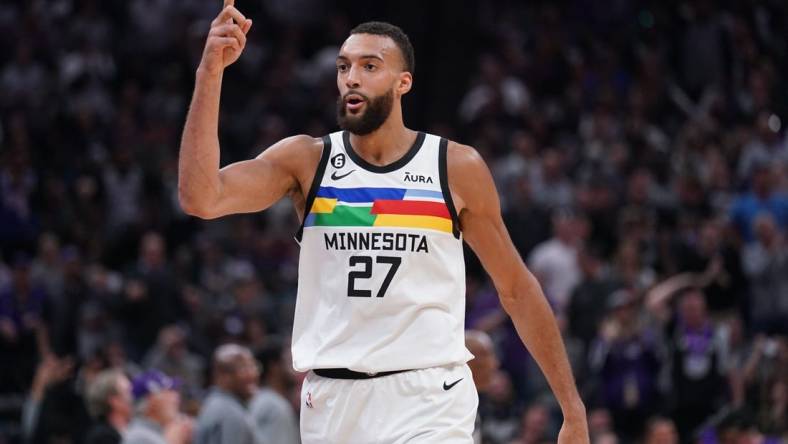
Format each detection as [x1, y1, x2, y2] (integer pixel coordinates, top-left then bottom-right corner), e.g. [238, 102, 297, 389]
[313, 368, 411, 379]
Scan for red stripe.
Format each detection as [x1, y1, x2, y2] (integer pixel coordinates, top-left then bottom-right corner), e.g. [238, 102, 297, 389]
[371, 200, 451, 218]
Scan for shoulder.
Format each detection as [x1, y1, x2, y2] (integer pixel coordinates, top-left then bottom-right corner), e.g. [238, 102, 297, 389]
[122, 425, 161, 444]
[445, 140, 486, 173]
[255, 134, 324, 163]
[250, 388, 289, 412]
[211, 392, 247, 414]
[443, 140, 496, 214]
[250, 134, 326, 192]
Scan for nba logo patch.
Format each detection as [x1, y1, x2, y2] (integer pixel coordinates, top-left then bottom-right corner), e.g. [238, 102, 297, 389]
[306, 391, 314, 409]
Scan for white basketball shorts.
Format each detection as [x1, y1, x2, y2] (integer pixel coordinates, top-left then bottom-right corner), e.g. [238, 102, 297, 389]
[300, 363, 478, 444]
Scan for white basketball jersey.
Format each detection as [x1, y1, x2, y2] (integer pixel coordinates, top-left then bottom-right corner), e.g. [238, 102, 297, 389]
[292, 131, 473, 373]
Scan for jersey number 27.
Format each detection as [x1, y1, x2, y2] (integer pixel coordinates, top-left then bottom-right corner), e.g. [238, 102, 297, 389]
[347, 255, 401, 298]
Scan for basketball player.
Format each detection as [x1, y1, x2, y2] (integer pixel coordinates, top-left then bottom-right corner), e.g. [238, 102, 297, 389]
[178, 2, 589, 442]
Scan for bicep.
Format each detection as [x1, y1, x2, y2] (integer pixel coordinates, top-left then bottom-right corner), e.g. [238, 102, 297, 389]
[451, 145, 532, 295]
[207, 136, 313, 218]
[462, 196, 530, 296]
[213, 155, 294, 216]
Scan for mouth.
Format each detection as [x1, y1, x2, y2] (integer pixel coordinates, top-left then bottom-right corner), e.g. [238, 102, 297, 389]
[344, 93, 366, 112]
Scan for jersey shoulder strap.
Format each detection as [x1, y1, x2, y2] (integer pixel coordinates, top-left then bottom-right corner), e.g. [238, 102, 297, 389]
[295, 135, 331, 243]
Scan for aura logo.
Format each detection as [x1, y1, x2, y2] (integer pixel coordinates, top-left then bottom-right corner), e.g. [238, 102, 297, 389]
[404, 172, 433, 184]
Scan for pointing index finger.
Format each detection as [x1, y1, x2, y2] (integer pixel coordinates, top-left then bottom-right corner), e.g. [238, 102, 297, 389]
[224, 0, 234, 7]
[216, 6, 246, 26]
[218, 5, 246, 26]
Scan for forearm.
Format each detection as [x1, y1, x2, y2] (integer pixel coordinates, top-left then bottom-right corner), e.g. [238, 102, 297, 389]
[21, 395, 42, 441]
[178, 68, 224, 216]
[499, 271, 585, 418]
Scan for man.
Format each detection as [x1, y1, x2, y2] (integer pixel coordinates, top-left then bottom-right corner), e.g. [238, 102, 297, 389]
[742, 213, 788, 334]
[194, 344, 258, 444]
[465, 330, 500, 444]
[642, 417, 678, 444]
[666, 290, 730, 440]
[123, 370, 192, 444]
[249, 346, 299, 444]
[85, 369, 133, 444]
[178, 2, 588, 442]
[527, 208, 587, 317]
[465, 330, 499, 393]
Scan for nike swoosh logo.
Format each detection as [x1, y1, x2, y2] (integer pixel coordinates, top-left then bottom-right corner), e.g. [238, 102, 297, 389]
[331, 170, 355, 180]
[443, 378, 463, 391]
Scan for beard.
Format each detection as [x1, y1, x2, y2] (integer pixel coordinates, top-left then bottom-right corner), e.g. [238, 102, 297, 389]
[336, 89, 394, 135]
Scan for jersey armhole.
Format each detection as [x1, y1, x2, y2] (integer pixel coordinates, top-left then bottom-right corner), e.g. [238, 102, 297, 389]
[438, 137, 461, 239]
[294, 135, 332, 243]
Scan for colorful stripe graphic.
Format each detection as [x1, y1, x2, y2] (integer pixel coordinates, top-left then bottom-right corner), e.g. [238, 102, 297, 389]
[304, 187, 452, 233]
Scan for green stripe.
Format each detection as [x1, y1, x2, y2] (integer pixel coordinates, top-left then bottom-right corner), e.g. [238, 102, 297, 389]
[312, 205, 376, 226]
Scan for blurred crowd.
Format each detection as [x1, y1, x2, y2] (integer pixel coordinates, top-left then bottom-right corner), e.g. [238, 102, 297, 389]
[1, 0, 787, 443]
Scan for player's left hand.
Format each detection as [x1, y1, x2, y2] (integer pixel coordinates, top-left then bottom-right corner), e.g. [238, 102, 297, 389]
[557, 415, 590, 444]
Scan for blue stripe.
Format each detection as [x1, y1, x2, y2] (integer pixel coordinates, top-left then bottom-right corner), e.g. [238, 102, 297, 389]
[316, 187, 406, 202]
[404, 189, 444, 199]
[304, 213, 316, 227]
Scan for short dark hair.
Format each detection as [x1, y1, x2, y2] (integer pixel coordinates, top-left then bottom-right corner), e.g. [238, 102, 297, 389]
[350, 21, 415, 74]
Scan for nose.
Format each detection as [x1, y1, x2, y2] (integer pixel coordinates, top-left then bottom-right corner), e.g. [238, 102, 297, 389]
[345, 64, 361, 89]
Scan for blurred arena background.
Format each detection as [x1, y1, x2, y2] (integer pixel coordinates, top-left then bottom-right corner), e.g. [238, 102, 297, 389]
[0, 0, 787, 443]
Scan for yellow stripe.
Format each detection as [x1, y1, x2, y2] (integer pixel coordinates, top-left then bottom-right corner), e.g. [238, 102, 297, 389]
[311, 197, 337, 213]
[373, 215, 453, 233]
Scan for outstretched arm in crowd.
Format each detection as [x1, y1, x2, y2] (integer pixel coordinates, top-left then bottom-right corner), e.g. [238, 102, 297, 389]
[448, 142, 589, 444]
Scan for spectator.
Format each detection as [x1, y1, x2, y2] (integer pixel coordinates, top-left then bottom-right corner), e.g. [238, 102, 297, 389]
[103, 146, 143, 237]
[143, 325, 205, 400]
[21, 354, 78, 442]
[672, 218, 747, 313]
[502, 174, 551, 258]
[589, 289, 662, 441]
[29, 232, 64, 298]
[527, 209, 586, 315]
[250, 345, 299, 444]
[0, 43, 48, 107]
[466, 330, 501, 444]
[730, 161, 788, 243]
[741, 213, 788, 334]
[194, 344, 258, 444]
[567, 244, 620, 353]
[642, 417, 678, 444]
[586, 408, 616, 443]
[478, 371, 520, 444]
[531, 148, 574, 209]
[509, 403, 552, 444]
[124, 370, 192, 444]
[665, 290, 730, 440]
[0, 254, 49, 390]
[85, 369, 133, 444]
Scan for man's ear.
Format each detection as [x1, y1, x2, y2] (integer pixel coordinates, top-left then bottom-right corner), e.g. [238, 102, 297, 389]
[397, 72, 413, 96]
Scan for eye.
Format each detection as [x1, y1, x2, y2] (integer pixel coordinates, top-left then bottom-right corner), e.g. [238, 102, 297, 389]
[337, 64, 348, 73]
[364, 63, 376, 71]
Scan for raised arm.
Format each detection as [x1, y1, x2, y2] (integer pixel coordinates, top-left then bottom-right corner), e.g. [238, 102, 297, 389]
[178, 0, 318, 219]
[448, 143, 589, 444]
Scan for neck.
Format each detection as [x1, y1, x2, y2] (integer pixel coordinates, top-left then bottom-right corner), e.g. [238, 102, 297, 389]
[348, 106, 416, 166]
